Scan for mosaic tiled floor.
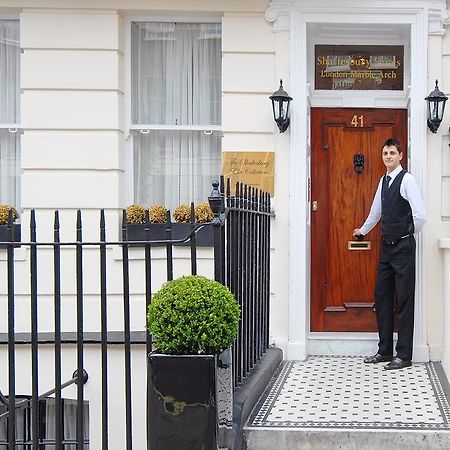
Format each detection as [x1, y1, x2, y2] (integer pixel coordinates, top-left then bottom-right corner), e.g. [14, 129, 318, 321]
[249, 357, 450, 430]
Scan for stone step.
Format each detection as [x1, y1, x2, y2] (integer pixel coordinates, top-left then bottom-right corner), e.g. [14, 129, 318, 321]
[244, 427, 450, 450]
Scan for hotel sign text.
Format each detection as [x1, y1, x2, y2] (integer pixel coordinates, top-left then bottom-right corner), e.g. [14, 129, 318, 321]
[315, 45, 404, 91]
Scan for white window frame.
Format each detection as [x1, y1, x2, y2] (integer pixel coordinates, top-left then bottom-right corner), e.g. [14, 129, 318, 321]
[124, 15, 223, 206]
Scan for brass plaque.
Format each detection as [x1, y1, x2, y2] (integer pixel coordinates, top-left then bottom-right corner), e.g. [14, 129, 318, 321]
[222, 152, 275, 196]
[315, 45, 404, 90]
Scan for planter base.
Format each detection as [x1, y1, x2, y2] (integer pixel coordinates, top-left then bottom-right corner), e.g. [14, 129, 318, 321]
[0, 224, 21, 249]
[148, 353, 217, 450]
[125, 223, 213, 247]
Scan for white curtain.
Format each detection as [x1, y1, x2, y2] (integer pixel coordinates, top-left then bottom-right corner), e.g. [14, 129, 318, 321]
[0, 20, 20, 207]
[131, 22, 221, 210]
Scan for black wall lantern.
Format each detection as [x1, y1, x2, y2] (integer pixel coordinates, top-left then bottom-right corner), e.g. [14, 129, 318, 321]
[425, 79, 448, 133]
[270, 79, 292, 133]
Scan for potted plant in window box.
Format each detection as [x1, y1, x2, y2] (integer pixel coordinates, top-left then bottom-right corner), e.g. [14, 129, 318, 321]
[124, 204, 169, 243]
[172, 202, 214, 247]
[0, 204, 20, 248]
[194, 202, 214, 246]
[148, 204, 169, 242]
[124, 204, 146, 242]
[147, 275, 240, 450]
[172, 203, 193, 245]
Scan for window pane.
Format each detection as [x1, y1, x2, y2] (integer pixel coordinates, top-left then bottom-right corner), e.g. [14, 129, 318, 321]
[0, 19, 20, 208]
[131, 22, 221, 126]
[0, 130, 20, 207]
[41, 398, 89, 448]
[134, 130, 221, 210]
[0, 20, 20, 123]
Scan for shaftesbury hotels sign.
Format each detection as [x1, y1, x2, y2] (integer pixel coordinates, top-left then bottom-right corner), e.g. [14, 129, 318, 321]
[315, 45, 404, 91]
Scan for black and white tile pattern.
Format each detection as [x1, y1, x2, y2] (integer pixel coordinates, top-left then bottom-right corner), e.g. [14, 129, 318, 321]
[249, 357, 450, 430]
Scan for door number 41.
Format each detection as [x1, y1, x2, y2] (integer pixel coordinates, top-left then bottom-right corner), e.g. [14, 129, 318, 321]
[351, 115, 364, 127]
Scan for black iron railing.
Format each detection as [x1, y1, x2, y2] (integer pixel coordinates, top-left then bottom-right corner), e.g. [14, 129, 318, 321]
[0, 179, 271, 448]
[222, 178, 271, 386]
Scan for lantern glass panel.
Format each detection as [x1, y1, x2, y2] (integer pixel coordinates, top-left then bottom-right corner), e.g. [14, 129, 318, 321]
[271, 99, 277, 121]
[438, 101, 446, 121]
[278, 101, 285, 121]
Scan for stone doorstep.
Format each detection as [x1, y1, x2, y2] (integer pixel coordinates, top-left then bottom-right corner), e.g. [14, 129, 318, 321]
[244, 427, 450, 450]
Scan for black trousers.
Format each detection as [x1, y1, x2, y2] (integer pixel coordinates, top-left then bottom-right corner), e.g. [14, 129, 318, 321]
[374, 235, 416, 361]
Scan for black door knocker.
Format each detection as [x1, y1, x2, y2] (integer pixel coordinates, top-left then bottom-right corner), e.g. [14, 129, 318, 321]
[353, 153, 365, 174]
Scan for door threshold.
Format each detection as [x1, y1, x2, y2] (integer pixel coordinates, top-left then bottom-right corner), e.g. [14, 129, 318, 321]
[308, 332, 397, 357]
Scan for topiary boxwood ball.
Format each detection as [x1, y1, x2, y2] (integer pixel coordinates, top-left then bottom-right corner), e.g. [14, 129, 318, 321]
[147, 275, 240, 355]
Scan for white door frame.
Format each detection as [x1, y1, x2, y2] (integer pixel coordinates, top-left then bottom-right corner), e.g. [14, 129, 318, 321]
[266, 0, 447, 361]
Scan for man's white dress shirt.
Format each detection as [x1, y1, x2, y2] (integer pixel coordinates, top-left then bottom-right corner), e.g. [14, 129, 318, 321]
[359, 164, 426, 236]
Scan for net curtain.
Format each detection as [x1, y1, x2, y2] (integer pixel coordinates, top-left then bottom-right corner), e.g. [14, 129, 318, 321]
[0, 19, 20, 207]
[131, 22, 222, 210]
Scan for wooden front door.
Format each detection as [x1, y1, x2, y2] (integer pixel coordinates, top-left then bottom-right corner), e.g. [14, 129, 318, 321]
[310, 108, 407, 332]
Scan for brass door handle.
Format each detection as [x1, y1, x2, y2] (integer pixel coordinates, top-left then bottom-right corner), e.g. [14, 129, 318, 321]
[312, 201, 318, 212]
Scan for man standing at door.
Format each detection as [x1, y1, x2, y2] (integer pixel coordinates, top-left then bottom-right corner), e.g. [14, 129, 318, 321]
[353, 138, 425, 370]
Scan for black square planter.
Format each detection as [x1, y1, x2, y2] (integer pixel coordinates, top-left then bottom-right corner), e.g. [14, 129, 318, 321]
[172, 223, 214, 247]
[0, 224, 21, 249]
[124, 223, 213, 247]
[125, 223, 167, 243]
[147, 353, 217, 450]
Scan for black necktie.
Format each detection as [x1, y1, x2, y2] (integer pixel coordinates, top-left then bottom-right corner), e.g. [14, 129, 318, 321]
[382, 175, 391, 200]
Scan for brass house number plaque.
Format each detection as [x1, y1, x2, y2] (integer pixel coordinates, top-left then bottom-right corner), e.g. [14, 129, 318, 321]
[315, 44, 404, 91]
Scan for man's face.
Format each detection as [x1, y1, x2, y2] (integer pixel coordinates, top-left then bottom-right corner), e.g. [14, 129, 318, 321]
[382, 145, 402, 173]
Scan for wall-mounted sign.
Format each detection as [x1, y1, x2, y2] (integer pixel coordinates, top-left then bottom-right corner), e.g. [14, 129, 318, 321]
[315, 45, 404, 91]
[222, 152, 275, 196]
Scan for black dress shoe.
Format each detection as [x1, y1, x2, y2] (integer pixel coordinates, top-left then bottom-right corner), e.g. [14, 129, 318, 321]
[383, 357, 412, 370]
[363, 353, 392, 364]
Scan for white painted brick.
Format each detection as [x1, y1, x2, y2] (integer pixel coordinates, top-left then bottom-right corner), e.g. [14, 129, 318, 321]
[21, 171, 121, 208]
[223, 16, 274, 53]
[21, 131, 123, 170]
[222, 133, 276, 151]
[21, 91, 121, 130]
[21, 50, 122, 90]
[223, 93, 274, 133]
[20, 11, 121, 50]
[223, 53, 275, 92]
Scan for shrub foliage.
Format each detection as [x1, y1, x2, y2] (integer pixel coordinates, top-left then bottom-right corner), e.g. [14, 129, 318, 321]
[125, 204, 146, 224]
[195, 202, 214, 223]
[147, 275, 240, 355]
[0, 205, 19, 225]
[173, 204, 192, 223]
[149, 205, 168, 223]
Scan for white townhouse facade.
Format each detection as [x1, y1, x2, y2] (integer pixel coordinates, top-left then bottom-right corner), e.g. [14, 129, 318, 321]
[2, 0, 450, 447]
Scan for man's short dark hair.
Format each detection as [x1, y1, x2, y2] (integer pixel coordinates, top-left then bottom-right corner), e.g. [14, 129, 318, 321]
[382, 138, 402, 153]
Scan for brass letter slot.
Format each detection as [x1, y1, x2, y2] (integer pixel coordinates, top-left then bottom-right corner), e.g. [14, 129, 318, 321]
[348, 241, 371, 250]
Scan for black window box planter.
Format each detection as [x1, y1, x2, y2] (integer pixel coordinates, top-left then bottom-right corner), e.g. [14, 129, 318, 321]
[0, 224, 21, 249]
[124, 223, 213, 247]
[147, 353, 217, 450]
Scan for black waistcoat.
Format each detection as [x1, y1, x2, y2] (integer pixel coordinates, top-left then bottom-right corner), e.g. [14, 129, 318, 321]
[381, 170, 414, 240]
